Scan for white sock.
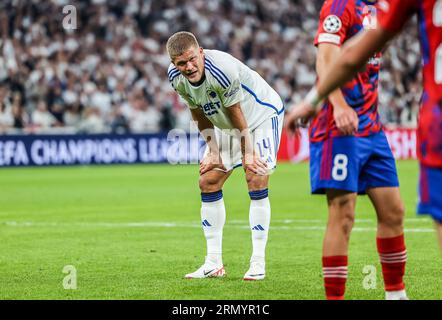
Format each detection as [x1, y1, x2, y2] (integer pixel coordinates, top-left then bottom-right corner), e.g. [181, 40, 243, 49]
[201, 191, 225, 265]
[249, 190, 271, 262]
[385, 290, 408, 300]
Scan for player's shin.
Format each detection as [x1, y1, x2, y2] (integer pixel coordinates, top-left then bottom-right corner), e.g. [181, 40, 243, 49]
[201, 190, 226, 265]
[248, 189, 271, 262]
[322, 256, 348, 300]
[377, 234, 408, 300]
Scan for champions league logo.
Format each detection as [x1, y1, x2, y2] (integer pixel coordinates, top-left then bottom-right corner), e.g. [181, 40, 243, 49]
[323, 15, 342, 33]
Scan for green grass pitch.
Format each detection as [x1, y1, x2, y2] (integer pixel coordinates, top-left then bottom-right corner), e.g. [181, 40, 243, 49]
[0, 161, 440, 300]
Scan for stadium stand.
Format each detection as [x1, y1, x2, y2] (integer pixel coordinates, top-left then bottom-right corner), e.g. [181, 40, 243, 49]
[0, 0, 421, 134]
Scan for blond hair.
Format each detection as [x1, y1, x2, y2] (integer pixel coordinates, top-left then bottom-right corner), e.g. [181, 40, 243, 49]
[166, 31, 200, 60]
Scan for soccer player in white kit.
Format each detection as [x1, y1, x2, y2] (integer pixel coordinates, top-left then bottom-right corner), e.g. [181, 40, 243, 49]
[166, 32, 285, 280]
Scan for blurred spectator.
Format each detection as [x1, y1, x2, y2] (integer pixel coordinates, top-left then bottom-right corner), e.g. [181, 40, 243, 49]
[64, 103, 82, 129]
[0, 0, 422, 135]
[78, 107, 107, 134]
[110, 106, 131, 134]
[12, 104, 29, 131]
[0, 86, 14, 132]
[31, 99, 59, 131]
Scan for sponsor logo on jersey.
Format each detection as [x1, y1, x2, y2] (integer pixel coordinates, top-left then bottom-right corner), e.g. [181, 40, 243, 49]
[368, 56, 381, 66]
[202, 101, 222, 116]
[362, 5, 377, 30]
[224, 86, 240, 98]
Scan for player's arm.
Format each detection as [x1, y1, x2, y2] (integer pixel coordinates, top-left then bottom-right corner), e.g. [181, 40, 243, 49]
[285, 28, 395, 133]
[317, 28, 394, 102]
[285, 0, 357, 132]
[225, 102, 268, 176]
[311, 0, 415, 103]
[316, 43, 359, 135]
[169, 75, 226, 174]
[190, 107, 226, 174]
[214, 59, 268, 175]
[190, 107, 217, 152]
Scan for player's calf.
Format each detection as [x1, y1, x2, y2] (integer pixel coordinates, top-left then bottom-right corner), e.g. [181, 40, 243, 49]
[377, 234, 408, 300]
[197, 169, 230, 270]
[322, 190, 356, 300]
[325, 190, 356, 253]
[322, 256, 348, 300]
[366, 188, 408, 299]
[376, 207, 405, 238]
[246, 186, 270, 281]
[369, 187, 405, 238]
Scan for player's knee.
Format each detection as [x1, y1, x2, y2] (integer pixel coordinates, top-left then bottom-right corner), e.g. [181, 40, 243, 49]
[339, 212, 355, 237]
[394, 202, 406, 223]
[379, 203, 405, 228]
[328, 195, 355, 213]
[328, 198, 355, 236]
[246, 173, 268, 191]
[328, 212, 354, 238]
[199, 175, 222, 193]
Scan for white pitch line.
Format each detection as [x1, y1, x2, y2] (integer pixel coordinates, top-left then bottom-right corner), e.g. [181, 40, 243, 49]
[2, 221, 435, 233]
[228, 218, 431, 224]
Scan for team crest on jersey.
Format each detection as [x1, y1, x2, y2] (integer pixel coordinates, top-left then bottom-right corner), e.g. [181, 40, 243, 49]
[323, 15, 342, 33]
[207, 89, 217, 99]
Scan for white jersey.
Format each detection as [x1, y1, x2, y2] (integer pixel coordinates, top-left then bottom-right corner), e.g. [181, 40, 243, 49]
[168, 49, 284, 133]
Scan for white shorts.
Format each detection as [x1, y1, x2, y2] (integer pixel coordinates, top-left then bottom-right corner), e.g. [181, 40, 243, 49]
[203, 112, 284, 174]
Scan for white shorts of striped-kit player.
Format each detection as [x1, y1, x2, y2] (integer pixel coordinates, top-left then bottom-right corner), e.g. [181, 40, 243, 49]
[203, 112, 284, 174]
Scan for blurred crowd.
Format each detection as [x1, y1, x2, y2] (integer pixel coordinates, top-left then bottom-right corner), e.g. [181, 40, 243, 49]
[0, 0, 421, 134]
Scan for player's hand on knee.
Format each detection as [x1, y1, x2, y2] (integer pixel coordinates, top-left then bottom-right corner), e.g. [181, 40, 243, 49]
[200, 153, 226, 175]
[333, 105, 359, 135]
[243, 153, 268, 176]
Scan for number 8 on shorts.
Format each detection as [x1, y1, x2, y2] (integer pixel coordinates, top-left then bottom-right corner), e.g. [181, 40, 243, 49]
[332, 154, 348, 181]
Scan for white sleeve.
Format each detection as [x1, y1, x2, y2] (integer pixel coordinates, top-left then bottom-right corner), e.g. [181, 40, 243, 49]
[220, 77, 243, 108]
[205, 57, 243, 108]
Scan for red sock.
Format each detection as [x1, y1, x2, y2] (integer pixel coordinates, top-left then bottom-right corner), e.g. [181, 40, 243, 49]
[377, 234, 407, 291]
[322, 256, 348, 300]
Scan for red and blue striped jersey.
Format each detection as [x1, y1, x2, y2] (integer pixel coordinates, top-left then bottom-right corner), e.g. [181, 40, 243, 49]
[310, 0, 383, 142]
[377, 0, 442, 167]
